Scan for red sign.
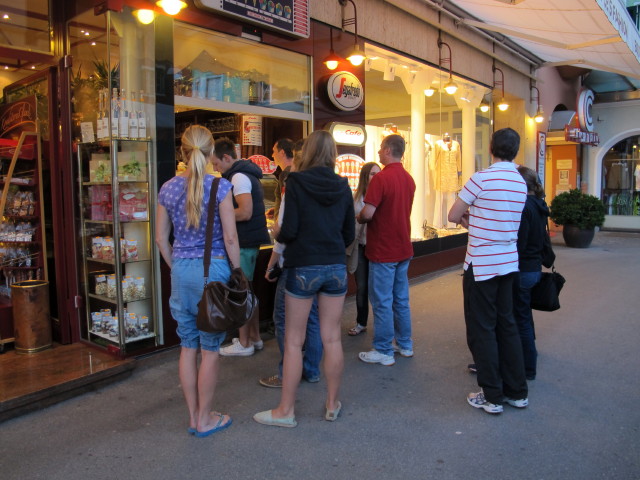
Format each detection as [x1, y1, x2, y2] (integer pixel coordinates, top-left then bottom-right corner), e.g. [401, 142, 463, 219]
[248, 154, 276, 174]
[564, 125, 600, 146]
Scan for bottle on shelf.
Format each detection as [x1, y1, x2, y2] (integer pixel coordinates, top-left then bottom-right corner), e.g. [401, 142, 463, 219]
[129, 91, 139, 140]
[119, 89, 129, 139]
[138, 90, 147, 140]
[111, 88, 120, 139]
[96, 89, 104, 141]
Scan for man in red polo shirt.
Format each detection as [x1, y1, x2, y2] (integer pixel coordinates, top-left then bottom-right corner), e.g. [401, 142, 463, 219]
[357, 134, 416, 366]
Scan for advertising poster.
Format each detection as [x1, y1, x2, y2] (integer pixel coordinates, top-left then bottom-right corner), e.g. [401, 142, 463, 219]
[241, 115, 262, 146]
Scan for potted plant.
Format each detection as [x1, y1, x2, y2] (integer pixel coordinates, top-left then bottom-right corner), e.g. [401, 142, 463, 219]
[549, 189, 605, 248]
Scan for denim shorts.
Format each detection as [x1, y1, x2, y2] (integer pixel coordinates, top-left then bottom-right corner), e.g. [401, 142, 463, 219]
[170, 257, 230, 352]
[285, 264, 347, 299]
[240, 247, 259, 281]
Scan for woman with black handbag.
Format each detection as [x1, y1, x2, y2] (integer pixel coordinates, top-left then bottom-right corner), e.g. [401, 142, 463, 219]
[514, 166, 550, 381]
[156, 125, 241, 437]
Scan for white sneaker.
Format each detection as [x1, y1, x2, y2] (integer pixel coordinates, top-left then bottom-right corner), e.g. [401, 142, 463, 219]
[505, 397, 529, 408]
[392, 343, 414, 357]
[467, 391, 503, 414]
[219, 338, 255, 357]
[358, 350, 395, 366]
[253, 340, 264, 351]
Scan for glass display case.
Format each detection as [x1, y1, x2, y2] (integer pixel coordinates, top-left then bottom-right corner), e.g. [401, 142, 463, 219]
[69, 6, 159, 355]
[601, 134, 640, 217]
[77, 139, 158, 354]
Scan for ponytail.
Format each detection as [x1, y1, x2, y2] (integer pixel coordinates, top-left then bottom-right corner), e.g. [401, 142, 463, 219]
[182, 125, 214, 228]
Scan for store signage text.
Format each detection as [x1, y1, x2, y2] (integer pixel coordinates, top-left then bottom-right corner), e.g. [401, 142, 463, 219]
[193, 0, 310, 39]
[327, 71, 363, 112]
[596, 0, 640, 64]
[564, 125, 600, 146]
[0, 97, 36, 138]
[328, 122, 366, 146]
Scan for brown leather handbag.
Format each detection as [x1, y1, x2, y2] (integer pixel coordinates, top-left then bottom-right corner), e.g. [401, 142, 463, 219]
[196, 178, 258, 333]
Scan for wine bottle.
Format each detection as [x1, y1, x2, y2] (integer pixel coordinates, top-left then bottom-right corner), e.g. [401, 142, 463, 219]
[119, 89, 129, 139]
[138, 90, 147, 140]
[129, 91, 139, 140]
[111, 88, 119, 138]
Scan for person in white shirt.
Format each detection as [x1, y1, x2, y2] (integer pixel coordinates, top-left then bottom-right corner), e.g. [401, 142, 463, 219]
[448, 128, 529, 415]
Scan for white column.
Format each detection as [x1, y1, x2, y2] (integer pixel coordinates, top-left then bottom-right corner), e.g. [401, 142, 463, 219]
[410, 88, 425, 240]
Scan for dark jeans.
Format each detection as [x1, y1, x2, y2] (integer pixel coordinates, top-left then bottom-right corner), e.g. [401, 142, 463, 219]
[463, 266, 528, 405]
[354, 244, 369, 326]
[513, 271, 541, 379]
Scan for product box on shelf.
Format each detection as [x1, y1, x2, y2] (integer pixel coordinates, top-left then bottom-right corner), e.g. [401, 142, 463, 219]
[117, 151, 148, 182]
[89, 185, 112, 221]
[119, 186, 148, 221]
[89, 153, 111, 182]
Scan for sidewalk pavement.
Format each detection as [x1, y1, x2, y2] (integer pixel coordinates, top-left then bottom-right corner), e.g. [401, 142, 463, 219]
[1, 231, 639, 480]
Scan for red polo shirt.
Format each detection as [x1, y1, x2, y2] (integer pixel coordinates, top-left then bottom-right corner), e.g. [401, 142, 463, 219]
[364, 162, 416, 263]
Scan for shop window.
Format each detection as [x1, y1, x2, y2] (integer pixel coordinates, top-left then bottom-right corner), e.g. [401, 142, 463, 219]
[601, 134, 640, 216]
[0, 0, 52, 54]
[173, 23, 311, 116]
[364, 44, 492, 239]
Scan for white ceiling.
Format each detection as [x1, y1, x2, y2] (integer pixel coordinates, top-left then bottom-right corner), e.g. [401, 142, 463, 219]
[442, 0, 640, 80]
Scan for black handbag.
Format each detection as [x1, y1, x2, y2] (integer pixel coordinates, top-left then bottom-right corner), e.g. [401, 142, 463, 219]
[530, 266, 566, 312]
[196, 178, 258, 333]
[541, 223, 556, 269]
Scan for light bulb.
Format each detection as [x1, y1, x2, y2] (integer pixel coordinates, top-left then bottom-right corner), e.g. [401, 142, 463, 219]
[156, 0, 187, 15]
[498, 99, 509, 111]
[479, 103, 490, 113]
[134, 9, 156, 24]
[444, 78, 458, 95]
[346, 44, 366, 66]
[424, 87, 436, 97]
[534, 106, 544, 123]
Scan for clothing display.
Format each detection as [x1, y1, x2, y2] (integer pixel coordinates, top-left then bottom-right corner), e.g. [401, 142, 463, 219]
[433, 138, 461, 192]
[605, 161, 630, 190]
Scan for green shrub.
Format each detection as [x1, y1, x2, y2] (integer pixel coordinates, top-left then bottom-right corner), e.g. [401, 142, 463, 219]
[550, 189, 605, 230]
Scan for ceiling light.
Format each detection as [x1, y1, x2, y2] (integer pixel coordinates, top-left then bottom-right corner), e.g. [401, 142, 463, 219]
[534, 105, 544, 123]
[383, 63, 396, 81]
[424, 87, 436, 97]
[346, 42, 365, 66]
[493, 64, 509, 111]
[84, 31, 90, 36]
[323, 27, 342, 70]
[91, 42, 96, 46]
[444, 78, 458, 95]
[3, 14, 9, 20]
[134, 9, 156, 24]
[437, 38, 458, 95]
[479, 96, 490, 112]
[340, 0, 367, 66]
[31, 66, 36, 69]
[156, 0, 187, 15]
[3, 65, 8, 70]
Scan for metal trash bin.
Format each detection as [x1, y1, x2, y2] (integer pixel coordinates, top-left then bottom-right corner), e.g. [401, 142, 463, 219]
[11, 280, 52, 354]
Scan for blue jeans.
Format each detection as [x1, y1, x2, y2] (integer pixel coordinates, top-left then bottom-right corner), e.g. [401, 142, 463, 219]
[368, 259, 412, 356]
[513, 270, 541, 379]
[169, 257, 230, 352]
[354, 245, 370, 326]
[274, 268, 322, 380]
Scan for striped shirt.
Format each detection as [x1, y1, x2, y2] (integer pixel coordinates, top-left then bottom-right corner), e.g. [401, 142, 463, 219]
[458, 161, 527, 281]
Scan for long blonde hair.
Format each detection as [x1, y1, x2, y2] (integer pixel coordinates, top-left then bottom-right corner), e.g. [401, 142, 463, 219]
[296, 130, 337, 172]
[181, 125, 214, 229]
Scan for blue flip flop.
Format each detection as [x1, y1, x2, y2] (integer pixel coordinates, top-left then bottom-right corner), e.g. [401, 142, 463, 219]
[187, 427, 197, 435]
[194, 414, 232, 438]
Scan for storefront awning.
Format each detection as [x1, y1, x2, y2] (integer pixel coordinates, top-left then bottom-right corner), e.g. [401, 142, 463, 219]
[445, 0, 640, 80]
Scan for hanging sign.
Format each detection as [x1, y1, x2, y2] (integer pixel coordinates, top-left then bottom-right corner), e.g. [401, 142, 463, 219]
[327, 71, 363, 112]
[328, 122, 366, 146]
[193, 0, 310, 38]
[335, 153, 365, 193]
[536, 131, 546, 181]
[577, 88, 595, 132]
[241, 115, 262, 146]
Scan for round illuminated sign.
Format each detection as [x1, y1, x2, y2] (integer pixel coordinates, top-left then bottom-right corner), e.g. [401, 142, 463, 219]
[335, 153, 365, 192]
[577, 88, 595, 132]
[327, 71, 364, 111]
[328, 122, 367, 146]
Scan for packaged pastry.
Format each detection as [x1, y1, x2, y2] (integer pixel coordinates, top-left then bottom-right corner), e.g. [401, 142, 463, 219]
[107, 274, 117, 298]
[95, 274, 107, 295]
[134, 276, 145, 300]
[125, 239, 138, 261]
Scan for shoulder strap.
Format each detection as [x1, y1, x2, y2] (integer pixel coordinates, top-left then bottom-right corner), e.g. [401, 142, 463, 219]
[203, 177, 221, 281]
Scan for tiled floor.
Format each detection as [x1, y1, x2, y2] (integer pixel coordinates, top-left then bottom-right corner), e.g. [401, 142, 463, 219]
[0, 342, 134, 422]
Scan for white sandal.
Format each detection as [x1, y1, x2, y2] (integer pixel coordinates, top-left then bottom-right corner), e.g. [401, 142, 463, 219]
[348, 324, 367, 336]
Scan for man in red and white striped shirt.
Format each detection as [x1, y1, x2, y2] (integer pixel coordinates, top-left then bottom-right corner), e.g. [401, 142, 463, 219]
[448, 128, 529, 414]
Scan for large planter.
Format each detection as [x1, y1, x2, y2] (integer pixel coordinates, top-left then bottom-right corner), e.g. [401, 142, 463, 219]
[562, 225, 595, 248]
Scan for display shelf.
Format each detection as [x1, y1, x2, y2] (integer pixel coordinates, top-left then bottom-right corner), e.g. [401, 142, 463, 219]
[90, 330, 155, 344]
[77, 139, 159, 355]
